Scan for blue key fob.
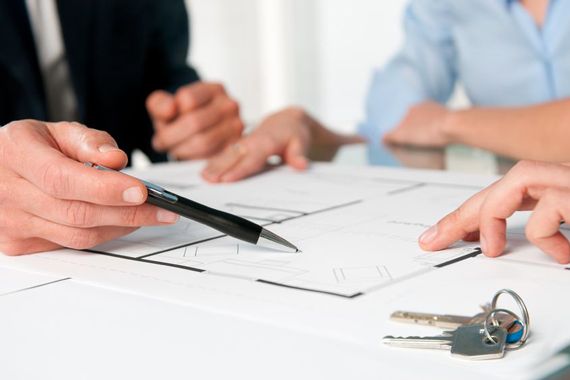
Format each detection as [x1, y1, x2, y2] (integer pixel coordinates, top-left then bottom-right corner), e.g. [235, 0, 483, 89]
[507, 320, 524, 344]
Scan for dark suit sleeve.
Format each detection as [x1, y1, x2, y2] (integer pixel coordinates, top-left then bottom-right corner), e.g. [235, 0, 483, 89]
[146, 0, 200, 93]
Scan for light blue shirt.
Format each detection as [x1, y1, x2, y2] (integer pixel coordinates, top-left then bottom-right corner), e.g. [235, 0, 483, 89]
[358, 0, 570, 144]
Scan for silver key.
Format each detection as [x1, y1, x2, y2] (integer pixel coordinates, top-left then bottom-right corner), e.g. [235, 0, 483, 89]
[390, 303, 515, 330]
[390, 303, 491, 329]
[383, 324, 508, 360]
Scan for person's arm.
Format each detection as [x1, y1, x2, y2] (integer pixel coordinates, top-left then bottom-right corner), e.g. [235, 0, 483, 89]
[202, 107, 363, 183]
[419, 160, 570, 264]
[144, 0, 243, 160]
[359, 0, 457, 145]
[443, 99, 570, 162]
[145, 0, 199, 91]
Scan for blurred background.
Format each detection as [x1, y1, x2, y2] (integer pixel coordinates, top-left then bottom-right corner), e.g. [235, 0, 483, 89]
[187, 0, 407, 133]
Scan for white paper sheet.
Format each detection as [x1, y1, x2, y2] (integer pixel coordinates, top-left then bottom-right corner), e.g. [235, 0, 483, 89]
[1, 162, 569, 379]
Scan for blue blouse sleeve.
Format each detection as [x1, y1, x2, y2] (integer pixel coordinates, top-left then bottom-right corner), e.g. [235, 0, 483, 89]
[358, 0, 457, 144]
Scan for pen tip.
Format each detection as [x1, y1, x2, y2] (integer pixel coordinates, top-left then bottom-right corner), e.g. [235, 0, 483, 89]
[258, 228, 299, 253]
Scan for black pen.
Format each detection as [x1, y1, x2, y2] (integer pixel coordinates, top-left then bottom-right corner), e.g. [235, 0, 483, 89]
[85, 163, 299, 253]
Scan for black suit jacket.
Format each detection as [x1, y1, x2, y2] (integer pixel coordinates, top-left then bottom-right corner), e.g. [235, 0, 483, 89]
[0, 0, 200, 162]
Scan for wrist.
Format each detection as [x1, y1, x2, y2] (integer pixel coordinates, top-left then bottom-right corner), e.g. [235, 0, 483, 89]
[441, 109, 464, 144]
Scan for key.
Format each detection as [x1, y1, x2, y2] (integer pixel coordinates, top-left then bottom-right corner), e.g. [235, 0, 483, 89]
[389, 304, 492, 329]
[390, 303, 518, 330]
[383, 324, 508, 360]
[390, 310, 488, 329]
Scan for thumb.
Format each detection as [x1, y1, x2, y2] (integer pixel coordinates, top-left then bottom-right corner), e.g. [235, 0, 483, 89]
[146, 90, 177, 127]
[46, 122, 128, 170]
[284, 138, 309, 170]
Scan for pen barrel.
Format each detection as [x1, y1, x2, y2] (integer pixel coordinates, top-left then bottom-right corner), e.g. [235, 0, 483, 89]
[147, 193, 262, 244]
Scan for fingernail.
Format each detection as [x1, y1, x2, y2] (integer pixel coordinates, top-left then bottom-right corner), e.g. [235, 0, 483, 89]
[419, 225, 438, 244]
[480, 234, 488, 253]
[157, 209, 180, 224]
[123, 187, 144, 203]
[98, 144, 120, 153]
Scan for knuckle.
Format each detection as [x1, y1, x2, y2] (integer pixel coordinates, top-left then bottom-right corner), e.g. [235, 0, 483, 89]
[183, 113, 200, 130]
[0, 180, 11, 205]
[233, 120, 245, 135]
[542, 187, 565, 203]
[176, 87, 192, 102]
[212, 83, 225, 94]
[64, 201, 94, 227]
[39, 162, 69, 198]
[120, 206, 142, 226]
[524, 224, 540, 244]
[94, 129, 113, 142]
[226, 100, 240, 115]
[69, 121, 87, 129]
[509, 160, 538, 180]
[257, 135, 278, 153]
[66, 229, 100, 250]
[146, 91, 162, 109]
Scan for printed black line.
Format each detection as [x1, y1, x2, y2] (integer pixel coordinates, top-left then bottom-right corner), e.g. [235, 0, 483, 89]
[135, 235, 225, 259]
[386, 183, 427, 195]
[140, 259, 205, 273]
[0, 277, 71, 297]
[434, 248, 483, 268]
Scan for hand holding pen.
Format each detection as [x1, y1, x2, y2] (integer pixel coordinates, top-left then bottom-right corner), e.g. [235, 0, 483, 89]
[0, 121, 180, 256]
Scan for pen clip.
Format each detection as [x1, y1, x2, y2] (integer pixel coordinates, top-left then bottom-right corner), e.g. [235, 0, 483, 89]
[142, 180, 178, 203]
[85, 162, 178, 203]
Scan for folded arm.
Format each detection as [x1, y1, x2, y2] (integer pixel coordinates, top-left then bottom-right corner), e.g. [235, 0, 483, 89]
[444, 98, 570, 162]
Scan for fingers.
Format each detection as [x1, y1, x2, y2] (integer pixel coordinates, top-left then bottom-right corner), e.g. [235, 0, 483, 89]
[45, 121, 128, 169]
[525, 188, 570, 264]
[202, 134, 274, 183]
[477, 161, 568, 257]
[284, 137, 309, 170]
[419, 186, 492, 251]
[202, 141, 247, 182]
[152, 95, 240, 152]
[175, 82, 225, 113]
[216, 147, 269, 182]
[5, 175, 179, 228]
[1, 121, 146, 206]
[146, 90, 178, 128]
[420, 160, 570, 263]
[0, 209, 137, 254]
[169, 118, 243, 160]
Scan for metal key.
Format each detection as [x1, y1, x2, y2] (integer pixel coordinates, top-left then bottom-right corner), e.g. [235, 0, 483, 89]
[390, 303, 493, 329]
[383, 324, 508, 360]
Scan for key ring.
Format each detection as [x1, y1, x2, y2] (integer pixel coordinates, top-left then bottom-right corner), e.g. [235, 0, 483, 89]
[491, 289, 530, 347]
[483, 308, 525, 349]
[482, 289, 530, 349]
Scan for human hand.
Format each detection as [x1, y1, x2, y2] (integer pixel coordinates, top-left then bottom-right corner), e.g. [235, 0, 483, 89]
[147, 82, 244, 160]
[419, 161, 570, 264]
[0, 120, 180, 256]
[383, 101, 452, 147]
[202, 107, 312, 183]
